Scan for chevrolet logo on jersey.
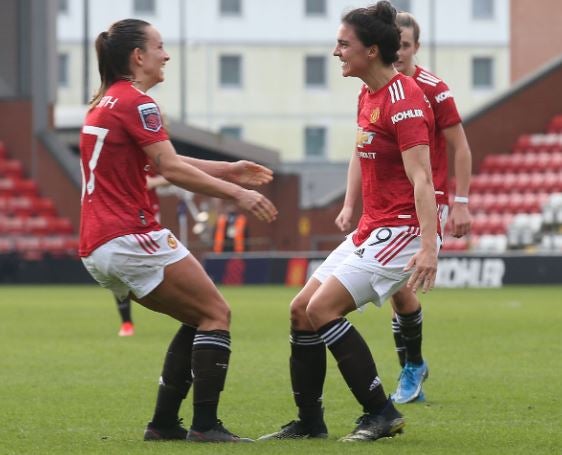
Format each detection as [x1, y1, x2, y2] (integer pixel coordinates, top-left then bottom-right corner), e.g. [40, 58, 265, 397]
[356, 128, 376, 148]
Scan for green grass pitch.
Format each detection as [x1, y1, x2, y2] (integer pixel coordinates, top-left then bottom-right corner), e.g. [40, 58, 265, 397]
[1, 284, 561, 454]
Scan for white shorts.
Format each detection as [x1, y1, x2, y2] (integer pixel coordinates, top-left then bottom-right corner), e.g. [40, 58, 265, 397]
[313, 226, 441, 308]
[82, 229, 189, 300]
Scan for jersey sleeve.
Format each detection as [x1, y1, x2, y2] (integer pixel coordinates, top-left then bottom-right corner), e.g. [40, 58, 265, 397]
[388, 80, 430, 152]
[431, 80, 462, 130]
[123, 94, 169, 147]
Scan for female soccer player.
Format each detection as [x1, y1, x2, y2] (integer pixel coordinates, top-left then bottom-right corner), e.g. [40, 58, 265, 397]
[362, 11, 472, 404]
[80, 18, 277, 442]
[260, 1, 439, 442]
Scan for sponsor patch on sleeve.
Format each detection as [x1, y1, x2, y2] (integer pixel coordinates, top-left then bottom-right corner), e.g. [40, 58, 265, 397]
[137, 102, 162, 132]
[435, 90, 453, 103]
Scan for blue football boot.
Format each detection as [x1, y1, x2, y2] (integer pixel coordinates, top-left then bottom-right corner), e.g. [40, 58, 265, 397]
[391, 361, 429, 404]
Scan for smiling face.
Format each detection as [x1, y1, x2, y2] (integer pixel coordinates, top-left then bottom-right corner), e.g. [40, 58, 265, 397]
[395, 26, 419, 76]
[133, 25, 170, 90]
[333, 23, 372, 78]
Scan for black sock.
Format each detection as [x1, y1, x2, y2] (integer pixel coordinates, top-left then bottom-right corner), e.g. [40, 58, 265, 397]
[391, 317, 406, 368]
[151, 324, 196, 428]
[191, 330, 231, 432]
[115, 295, 132, 323]
[396, 308, 423, 365]
[318, 318, 387, 414]
[290, 330, 326, 423]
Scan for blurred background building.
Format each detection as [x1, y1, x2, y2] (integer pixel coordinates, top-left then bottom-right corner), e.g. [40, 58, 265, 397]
[56, 0, 511, 162]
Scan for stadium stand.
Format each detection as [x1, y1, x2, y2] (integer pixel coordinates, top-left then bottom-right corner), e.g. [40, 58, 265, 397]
[0, 140, 78, 260]
[442, 114, 562, 253]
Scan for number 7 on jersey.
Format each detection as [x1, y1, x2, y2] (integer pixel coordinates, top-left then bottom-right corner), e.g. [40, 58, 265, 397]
[81, 125, 109, 200]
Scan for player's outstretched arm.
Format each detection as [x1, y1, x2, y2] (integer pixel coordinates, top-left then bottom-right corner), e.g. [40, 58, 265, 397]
[179, 156, 273, 187]
[144, 141, 277, 222]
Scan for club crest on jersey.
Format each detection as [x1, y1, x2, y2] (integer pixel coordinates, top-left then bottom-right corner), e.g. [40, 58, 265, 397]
[138, 102, 162, 132]
[356, 128, 376, 148]
[167, 233, 178, 249]
[370, 107, 380, 124]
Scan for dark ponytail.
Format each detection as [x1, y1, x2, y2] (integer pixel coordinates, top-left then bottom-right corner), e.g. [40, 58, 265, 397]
[90, 18, 151, 107]
[342, 1, 400, 65]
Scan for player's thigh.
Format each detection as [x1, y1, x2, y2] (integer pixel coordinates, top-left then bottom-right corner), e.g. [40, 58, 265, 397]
[293, 235, 356, 327]
[306, 275, 357, 329]
[138, 254, 230, 330]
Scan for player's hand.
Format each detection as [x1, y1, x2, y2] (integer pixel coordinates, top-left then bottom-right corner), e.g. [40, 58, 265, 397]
[335, 206, 353, 232]
[235, 189, 278, 223]
[404, 246, 438, 293]
[450, 202, 472, 238]
[227, 160, 274, 187]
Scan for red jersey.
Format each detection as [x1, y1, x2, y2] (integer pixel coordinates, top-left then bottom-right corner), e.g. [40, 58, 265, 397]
[79, 80, 168, 256]
[413, 66, 462, 205]
[146, 168, 161, 217]
[352, 73, 435, 246]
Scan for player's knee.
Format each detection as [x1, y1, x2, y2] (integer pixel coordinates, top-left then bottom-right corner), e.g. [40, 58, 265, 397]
[199, 296, 231, 329]
[304, 297, 324, 329]
[289, 294, 310, 326]
[392, 287, 420, 313]
[213, 299, 231, 326]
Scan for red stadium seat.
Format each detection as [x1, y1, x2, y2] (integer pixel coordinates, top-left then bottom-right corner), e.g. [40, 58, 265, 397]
[468, 193, 484, 213]
[14, 236, 43, 261]
[0, 177, 15, 194]
[43, 217, 74, 235]
[494, 193, 511, 213]
[40, 235, 78, 257]
[441, 236, 468, 251]
[0, 159, 23, 179]
[24, 216, 51, 235]
[548, 115, 562, 134]
[508, 153, 532, 173]
[31, 197, 57, 217]
[488, 173, 505, 193]
[533, 152, 552, 172]
[513, 135, 530, 154]
[0, 178, 38, 198]
[468, 174, 487, 194]
[0, 215, 25, 234]
[469, 213, 507, 235]
[471, 213, 490, 235]
[6, 196, 33, 216]
[506, 193, 525, 214]
[480, 154, 510, 173]
[474, 193, 492, 213]
[550, 153, 562, 172]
